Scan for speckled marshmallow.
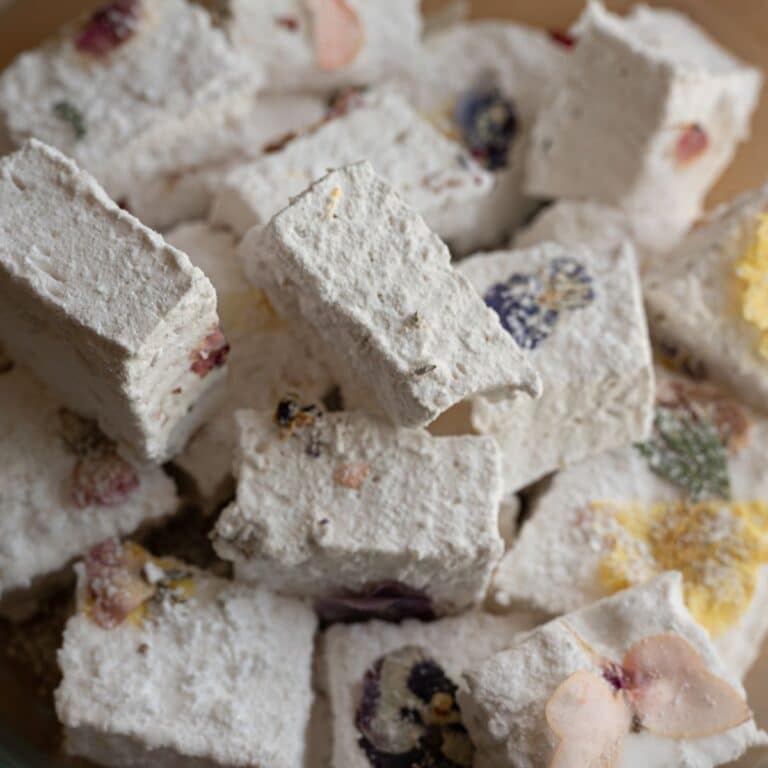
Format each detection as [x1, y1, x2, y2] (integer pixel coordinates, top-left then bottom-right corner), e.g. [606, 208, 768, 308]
[126, 92, 327, 232]
[460, 574, 767, 768]
[166, 221, 334, 503]
[0, 364, 177, 617]
[492, 367, 768, 678]
[240, 162, 541, 427]
[224, 0, 422, 94]
[645, 183, 768, 416]
[386, 21, 568, 254]
[56, 563, 317, 768]
[211, 92, 494, 248]
[323, 609, 545, 768]
[525, 2, 762, 224]
[458, 241, 654, 495]
[514, 200, 692, 271]
[213, 409, 505, 613]
[0, 141, 225, 462]
[0, 0, 256, 203]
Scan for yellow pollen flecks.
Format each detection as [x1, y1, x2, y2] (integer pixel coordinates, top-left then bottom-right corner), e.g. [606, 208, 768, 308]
[735, 214, 768, 360]
[594, 500, 768, 636]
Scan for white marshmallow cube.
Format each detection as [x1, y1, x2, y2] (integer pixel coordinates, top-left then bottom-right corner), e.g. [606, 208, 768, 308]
[211, 92, 495, 250]
[323, 609, 544, 768]
[240, 161, 540, 427]
[213, 408, 505, 614]
[645, 183, 768, 416]
[0, 363, 177, 618]
[525, 2, 762, 224]
[56, 543, 317, 768]
[459, 240, 654, 495]
[0, 141, 226, 462]
[0, 0, 256, 202]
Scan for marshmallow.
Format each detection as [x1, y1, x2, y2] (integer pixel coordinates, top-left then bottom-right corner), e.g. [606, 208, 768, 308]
[213, 408, 505, 615]
[56, 541, 317, 768]
[459, 240, 653, 495]
[239, 161, 540, 427]
[645, 183, 768, 416]
[0, 363, 177, 618]
[388, 21, 568, 254]
[223, 0, 422, 94]
[211, 92, 495, 250]
[0, 0, 256, 202]
[525, 2, 761, 225]
[0, 141, 226, 462]
[323, 609, 544, 768]
[460, 574, 767, 768]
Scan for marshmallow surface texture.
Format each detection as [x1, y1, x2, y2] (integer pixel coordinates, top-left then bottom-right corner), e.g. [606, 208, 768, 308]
[224, 0, 422, 93]
[214, 408, 504, 613]
[211, 92, 494, 247]
[167, 221, 334, 502]
[645, 183, 768, 416]
[0, 141, 225, 462]
[323, 609, 544, 768]
[525, 2, 762, 224]
[241, 161, 541, 427]
[0, 0, 255, 201]
[0, 363, 176, 608]
[56, 552, 317, 768]
[460, 574, 766, 768]
[388, 21, 568, 254]
[492, 368, 768, 678]
[459, 241, 653, 495]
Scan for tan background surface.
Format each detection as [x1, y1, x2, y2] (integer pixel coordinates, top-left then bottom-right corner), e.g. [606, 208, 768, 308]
[0, 1, 766, 766]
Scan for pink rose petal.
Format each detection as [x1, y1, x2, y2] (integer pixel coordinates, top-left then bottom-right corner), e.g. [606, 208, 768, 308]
[84, 540, 154, 629]
[71, 451, 140, 508]
[190, 326, 230, 378]
[623, 634, 750, 738]
[675, 123, 709, 165]
[307, 0, 364, 71]
[546, 671, 630, 768]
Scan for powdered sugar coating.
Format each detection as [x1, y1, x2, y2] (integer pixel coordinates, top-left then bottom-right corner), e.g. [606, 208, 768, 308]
[56, 567, 317, 767]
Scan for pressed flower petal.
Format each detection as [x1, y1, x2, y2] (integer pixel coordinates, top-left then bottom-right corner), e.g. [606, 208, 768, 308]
[546, 671, 630, 768]
[623, 634, 751, 738]
[307, 0, 364, 71]
[675, 123, 709, 165]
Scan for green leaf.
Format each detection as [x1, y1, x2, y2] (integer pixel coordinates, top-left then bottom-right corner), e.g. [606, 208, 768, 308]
[52, 100, 86, 141]
[636, 406, 731, 501]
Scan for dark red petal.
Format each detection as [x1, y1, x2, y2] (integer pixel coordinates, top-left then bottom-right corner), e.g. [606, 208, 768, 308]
[75, 0, 141, 57]
[190, 327, 230, 378]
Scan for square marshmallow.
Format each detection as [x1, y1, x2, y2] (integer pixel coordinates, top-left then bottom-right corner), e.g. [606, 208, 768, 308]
[211, 92, 494, 250]
[525, 2, 762, 224]
[460, 574, 767, 768]
[56, 541, 317, 768]
[213, 408, 505, 615]
[0, 141, 226, 462]
[645, 183, 768, 416]
[125, 92, 327, 232]
[387, 20, 568, 254]
[323, 609, 544, 768]
[0, 362, 177, 617]
[240, 161, 540, 428]
[223, 0, 422, 94]
[0, 0, 256, 202]
[492, 367, 768, 678]
[166, 221, 335, 503]
[458, 240, 654, 495]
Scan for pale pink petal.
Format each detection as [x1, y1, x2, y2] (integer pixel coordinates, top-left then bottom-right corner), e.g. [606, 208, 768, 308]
[546, 671, 630, 768]
[624, 634, 751, 738]
[307, 0, 364, 71]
